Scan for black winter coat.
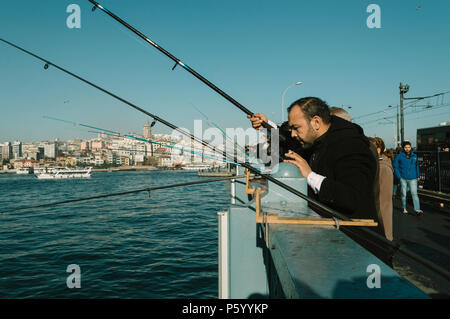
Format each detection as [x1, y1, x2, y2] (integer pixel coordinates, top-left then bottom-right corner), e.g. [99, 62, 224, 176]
[307, 116, 378, 221]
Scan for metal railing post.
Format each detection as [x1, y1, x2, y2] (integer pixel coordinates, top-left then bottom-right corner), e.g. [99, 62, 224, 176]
[218, 211, 229, 299]
[437, 148, 442, 193]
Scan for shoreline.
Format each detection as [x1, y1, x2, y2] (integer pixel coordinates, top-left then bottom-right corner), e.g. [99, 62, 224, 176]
[0, 166, 184, 174]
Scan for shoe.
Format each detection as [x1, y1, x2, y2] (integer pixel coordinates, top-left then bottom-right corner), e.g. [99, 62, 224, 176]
[416, 210, 423, 216]
[402, 208, 408, 214]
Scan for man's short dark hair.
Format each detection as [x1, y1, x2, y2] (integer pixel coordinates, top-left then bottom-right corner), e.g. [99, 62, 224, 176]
[402, 141, 411, 148]
[287, 97, 331, 124]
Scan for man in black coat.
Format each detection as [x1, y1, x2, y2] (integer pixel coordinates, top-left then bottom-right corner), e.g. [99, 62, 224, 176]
[249, 97, 378, 222]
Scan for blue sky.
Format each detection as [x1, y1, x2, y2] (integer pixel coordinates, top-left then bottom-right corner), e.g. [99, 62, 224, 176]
[0, 0, 449, 148]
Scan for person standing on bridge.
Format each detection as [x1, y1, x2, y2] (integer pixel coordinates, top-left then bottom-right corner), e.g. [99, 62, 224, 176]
[392, 146, 403, 197]
[393, 141, 423, 216]
[369, 137, 394, 241]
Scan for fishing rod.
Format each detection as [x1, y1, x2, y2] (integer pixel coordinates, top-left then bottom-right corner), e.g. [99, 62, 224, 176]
[2, 42, 449, 283]
[88, 0, 277, 133]
[0, 175, 245, 215]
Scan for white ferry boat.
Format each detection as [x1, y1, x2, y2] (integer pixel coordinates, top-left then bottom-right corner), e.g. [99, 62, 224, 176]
[33, 167, 47, 175]
[16, 167, 32, 174]
[181, 163, 213, 171]
[35, 167, 92, 179]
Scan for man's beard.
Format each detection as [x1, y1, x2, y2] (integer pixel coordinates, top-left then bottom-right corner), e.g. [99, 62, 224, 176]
[296, 126, 316, 149]
[298, 139, 314, 149]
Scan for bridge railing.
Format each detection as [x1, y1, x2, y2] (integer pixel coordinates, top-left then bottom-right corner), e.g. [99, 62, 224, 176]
[416, 150, 450, 194]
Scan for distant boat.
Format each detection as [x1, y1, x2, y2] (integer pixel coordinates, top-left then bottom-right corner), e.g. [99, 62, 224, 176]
[16, 167, 32, 175]
[33, 167, 48, 175]
[182, 163, 212, 171]
[35, 167, 92, 179]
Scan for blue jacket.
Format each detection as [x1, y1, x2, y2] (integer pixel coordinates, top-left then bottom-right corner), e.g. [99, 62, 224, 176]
[393, 151, 420, 180]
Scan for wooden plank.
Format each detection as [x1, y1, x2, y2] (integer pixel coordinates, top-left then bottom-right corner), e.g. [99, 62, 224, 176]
[256, 215, 378, 227]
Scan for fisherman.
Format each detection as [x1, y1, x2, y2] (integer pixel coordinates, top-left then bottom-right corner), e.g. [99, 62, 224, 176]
[248, 97, 378, 222]
[329, 107, 383, 235]
[329, 106, 352, 122]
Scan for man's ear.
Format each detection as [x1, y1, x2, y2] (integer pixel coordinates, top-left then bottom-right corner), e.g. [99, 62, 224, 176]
[311, 116, 321, 131]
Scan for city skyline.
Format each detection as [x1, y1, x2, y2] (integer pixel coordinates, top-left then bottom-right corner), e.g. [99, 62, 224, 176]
[1, 0, 450, 148]
[0, 116, 247, 169]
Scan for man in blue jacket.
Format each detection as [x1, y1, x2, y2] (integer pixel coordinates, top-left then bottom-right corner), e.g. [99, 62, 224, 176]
[393, 141, 423, 215]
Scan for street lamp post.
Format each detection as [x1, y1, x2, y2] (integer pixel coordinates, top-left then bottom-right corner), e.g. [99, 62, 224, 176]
[384, 107, 397, 147]
[388, 104, 400, 146]
[399, 83, 410, 144]
[281, 81, 303, 123]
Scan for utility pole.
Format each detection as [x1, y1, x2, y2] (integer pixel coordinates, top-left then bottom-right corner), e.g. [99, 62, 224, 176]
[399, 82, 410, 144]
[399, 83, 407, 144]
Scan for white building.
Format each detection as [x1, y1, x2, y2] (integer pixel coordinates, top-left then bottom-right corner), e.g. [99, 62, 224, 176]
[1, 142, 11, 160]
[12, 141, 22, 159]
[159, 156, 173, 167]
[76, 156, 93, 165]
[44, 143, 57, 159]
[94, 155, 104, 166]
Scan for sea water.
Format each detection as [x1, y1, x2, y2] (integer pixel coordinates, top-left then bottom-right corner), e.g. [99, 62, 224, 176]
[0, 170, 230, 298]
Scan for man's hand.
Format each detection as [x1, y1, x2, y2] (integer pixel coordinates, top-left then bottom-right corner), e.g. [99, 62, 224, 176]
[247, 113, 268, 130]
[284, 150, 312, 178]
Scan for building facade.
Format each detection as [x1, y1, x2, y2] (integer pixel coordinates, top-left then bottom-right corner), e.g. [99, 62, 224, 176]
[12, 141, 22, 159]
[44, 143, 57, 159]
[1, 142, 12, 160]
[143, 119, 152, 139]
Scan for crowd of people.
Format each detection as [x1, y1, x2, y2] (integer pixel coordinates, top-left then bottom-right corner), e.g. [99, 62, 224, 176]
[248, 97, 422, 242]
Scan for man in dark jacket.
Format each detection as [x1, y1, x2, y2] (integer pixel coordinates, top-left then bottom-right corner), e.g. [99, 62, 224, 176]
[283, 97, 378, 221]
[249, 97, 378, 222]
[393, 141, 422, 215]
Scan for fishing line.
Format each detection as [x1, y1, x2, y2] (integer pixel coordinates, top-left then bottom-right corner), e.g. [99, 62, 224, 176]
[189, 102, 248, 155]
